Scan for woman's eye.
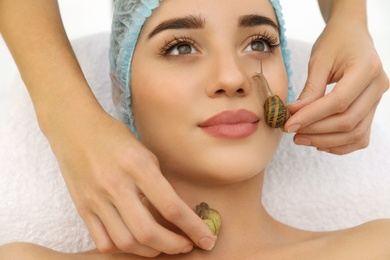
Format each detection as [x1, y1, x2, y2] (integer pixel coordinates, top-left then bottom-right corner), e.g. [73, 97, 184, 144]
[244, 39, 270, 53]
[168, 43, 197, 55]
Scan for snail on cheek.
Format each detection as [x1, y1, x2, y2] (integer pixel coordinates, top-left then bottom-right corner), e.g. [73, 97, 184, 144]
[252, 61, 290, 128]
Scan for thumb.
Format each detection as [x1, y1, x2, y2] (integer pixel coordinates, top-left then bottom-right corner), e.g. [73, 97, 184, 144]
[288, 60, 330, 114]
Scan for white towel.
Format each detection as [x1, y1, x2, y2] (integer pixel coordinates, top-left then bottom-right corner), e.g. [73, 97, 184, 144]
[1, 33, 389, 253]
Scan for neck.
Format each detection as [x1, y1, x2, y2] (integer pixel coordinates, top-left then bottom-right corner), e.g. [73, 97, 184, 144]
[145, 171, 299, 258]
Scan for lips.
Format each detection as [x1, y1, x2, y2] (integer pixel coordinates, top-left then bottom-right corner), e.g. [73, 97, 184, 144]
[199, 109, 259, 138]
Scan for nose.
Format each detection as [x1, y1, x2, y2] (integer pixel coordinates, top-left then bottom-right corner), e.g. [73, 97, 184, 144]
[206, 51, 250, 98]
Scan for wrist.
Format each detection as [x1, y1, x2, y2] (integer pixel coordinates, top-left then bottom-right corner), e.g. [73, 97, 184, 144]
[321, 0, 367, 26]
[35, 80, 104, 138]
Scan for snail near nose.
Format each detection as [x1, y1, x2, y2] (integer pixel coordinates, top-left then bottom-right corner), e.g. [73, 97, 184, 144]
[253, 61, 290, 128]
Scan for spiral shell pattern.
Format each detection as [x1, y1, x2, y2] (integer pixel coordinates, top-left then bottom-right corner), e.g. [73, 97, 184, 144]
[264, 95, 291, 128]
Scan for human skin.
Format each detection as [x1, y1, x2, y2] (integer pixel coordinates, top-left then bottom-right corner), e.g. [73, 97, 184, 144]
[0, 0, 212, 255]
[1, 0, 390, 259]
[0, 0, 388, 257]
[286, 0, 389, 154]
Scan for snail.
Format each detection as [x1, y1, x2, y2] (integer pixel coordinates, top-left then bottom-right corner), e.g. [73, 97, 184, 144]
[264, 93, 291, 128]
[253, 60, 290, 128]
[196, 202, 222, 242]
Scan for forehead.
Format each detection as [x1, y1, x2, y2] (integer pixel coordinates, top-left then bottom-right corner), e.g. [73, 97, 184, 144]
[142, 0, 277, 32]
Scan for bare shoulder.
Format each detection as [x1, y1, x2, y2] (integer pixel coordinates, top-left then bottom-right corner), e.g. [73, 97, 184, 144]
[300, 219, 390, 260]
[348, 219, 390, 249]
[353, 218, 390, 233]
[0, 242, 59, 260]
[0, 243, 150, 260]
[348, 218, 390, 245]
[0, 242, 96, 260]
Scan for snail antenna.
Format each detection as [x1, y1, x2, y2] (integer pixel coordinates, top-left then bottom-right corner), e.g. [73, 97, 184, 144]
[260, 59, 263, 74]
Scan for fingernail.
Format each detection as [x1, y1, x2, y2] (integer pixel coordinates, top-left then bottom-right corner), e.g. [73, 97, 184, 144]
[181, 244, 193, 253]
[198, 237, 215, 251]
[317, 147, 330, 153]
[287, 124, 301, 133]
[289, 99, 301, 106]
[295, 138, 311, 146]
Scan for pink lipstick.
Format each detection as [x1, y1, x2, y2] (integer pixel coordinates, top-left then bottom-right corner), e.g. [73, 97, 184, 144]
[199, 109, 259, 138]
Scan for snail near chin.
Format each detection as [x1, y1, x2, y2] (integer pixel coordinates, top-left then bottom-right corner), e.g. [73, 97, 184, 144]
[196, 202, 222, 243]
[253, 61, 290, 128]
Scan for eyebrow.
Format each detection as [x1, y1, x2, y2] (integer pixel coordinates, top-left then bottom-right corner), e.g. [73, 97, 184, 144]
[147, 15, 205, 39]
[147, 14, 279, 39]
[238, 14, 279, 32]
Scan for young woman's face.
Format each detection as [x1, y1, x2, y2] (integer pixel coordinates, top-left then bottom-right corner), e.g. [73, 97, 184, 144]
[131, 0, 288, 184]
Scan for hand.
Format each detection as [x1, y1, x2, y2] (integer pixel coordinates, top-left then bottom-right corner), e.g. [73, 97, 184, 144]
[285, 17, 389, 155]
[46, 105, 215, 256]
[3, 0, 215, 255]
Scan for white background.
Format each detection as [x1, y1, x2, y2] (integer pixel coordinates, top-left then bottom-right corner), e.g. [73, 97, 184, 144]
[1, 0, 389, 129]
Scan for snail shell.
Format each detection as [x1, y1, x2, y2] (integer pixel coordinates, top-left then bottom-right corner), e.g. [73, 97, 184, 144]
[252, 72, 290, 129]
[264, 95, 291, 128]
[196, 202, 222, 240]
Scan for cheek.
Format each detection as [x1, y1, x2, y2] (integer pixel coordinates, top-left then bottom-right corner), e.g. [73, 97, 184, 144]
[131, 87, 171, 158]
[269, 63, 289, 102]
[130, 69, 191, 151]
[131, 76, 168, 137]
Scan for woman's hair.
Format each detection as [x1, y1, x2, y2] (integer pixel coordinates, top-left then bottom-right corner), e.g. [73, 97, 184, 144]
[109, 0, 293, 136]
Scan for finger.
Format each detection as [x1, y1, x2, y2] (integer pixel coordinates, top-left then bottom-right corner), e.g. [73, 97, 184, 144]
[316, 124, 371, 155]
[82, 211, 117, 254]
[135, 170, 215, 250]
[286, 66, 372, 133]
[287, 54, 330, 115]
[296, 80, 382, 135]
[316, 129, 371, 155]
[294, 105, 375, 153]
[148, 186, 215, 250]
[123, 150, 215, 250]
[115, 190, 194, 255]
[97, 201, 161, 257]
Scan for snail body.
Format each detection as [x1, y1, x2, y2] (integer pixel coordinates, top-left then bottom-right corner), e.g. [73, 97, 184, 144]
[196, 202, 222, 240]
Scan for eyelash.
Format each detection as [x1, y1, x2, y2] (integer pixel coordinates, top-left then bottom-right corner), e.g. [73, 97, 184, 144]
[158, 32, 280, 57]
[248, 32, 281, 52]
[159, 36, 197, 57]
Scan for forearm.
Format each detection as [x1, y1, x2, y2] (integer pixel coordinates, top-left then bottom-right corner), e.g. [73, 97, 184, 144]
[0, 0, 101, 133]
[317, 0, 367, 25]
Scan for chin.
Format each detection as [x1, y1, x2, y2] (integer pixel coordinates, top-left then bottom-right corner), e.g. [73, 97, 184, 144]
[163, 150, 270, 186]
[209, 166, 264, 185]
[150, 128, 281, 185]
[210, 140, 276, 170]
[211, 156, 268, 182]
